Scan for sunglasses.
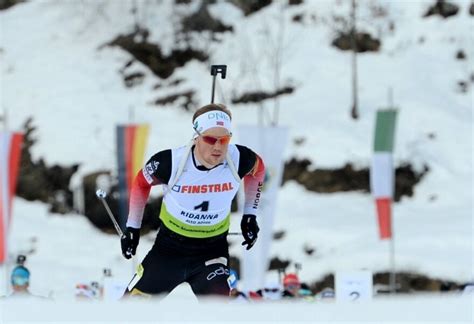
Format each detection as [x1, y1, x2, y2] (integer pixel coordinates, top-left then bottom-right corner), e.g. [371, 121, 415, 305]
[194, 127, 231, 145]
[285, 284, 300, 290]
[12, 277, 29, 286]
[264, 288, 280, 293]
[201, 135, 231, 145]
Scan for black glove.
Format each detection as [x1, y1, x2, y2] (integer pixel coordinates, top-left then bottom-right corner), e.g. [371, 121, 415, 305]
[241, 214, 259, 250]
[121, 227, 140, 259]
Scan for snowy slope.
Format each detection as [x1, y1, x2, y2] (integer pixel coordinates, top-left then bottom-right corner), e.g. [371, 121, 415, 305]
[0, 0, 472, 301]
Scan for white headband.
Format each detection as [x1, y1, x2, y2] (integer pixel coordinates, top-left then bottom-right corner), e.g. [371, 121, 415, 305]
[193, 110, 232, 136]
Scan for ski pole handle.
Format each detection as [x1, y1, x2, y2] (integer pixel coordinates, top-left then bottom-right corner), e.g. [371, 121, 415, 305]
[210, 65, 227, 103]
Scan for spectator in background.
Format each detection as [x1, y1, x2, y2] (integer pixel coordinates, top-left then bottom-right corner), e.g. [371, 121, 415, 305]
[318, 287, 335, 300]
[1, 255, 51, 300]
[260, 278, 283, 301]
[247, 290, 263, 301]
[228, 269, 247, 301]
[282, 273, 301, 298]
[75, 283, 96, 300]
[8, 265, 52, 300]
[10, 265, 32, 296]
[75, 283, 93, 300]
[298, 283, 315, 301]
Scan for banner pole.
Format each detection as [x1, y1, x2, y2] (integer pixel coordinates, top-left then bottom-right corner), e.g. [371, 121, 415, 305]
[389, 225, 396, 293]
[388, 87, 394, 108]
[4, 238, 11, 296]
[1, 106, 7, 131]
[4, 263, 8, 295]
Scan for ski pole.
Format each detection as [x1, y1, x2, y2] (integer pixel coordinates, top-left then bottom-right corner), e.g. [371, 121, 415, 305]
[95, 189, 123, 237]
[210, 65, 227, 103]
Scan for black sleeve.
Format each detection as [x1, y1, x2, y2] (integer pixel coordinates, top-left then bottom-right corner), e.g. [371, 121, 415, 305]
[143, 149, 172, 184]
[236, 145, 257, 179]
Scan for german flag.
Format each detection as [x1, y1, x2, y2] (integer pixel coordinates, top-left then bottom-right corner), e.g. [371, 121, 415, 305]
[116, 125, 149, 229]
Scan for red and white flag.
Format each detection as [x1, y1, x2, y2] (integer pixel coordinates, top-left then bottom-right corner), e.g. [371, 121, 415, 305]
[0, 132, 23, 263]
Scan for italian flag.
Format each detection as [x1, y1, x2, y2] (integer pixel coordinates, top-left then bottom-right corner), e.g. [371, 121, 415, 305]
[370, 110, 397, 240]
[116, 124, 149, 229]
[0, 132, 23, 263]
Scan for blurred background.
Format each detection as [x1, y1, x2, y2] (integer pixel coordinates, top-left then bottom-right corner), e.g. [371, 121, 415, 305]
[0, 0, 472, 305]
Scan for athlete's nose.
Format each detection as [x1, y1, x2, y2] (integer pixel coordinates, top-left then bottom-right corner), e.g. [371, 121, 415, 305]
[212, 143, 224, 152]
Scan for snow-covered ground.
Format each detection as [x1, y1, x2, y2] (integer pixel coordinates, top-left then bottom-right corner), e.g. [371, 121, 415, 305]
[1, 294, 473, 323]
[0, 0, 472, 320]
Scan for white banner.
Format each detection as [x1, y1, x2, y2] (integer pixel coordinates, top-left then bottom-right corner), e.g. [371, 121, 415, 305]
[370, 152, 394, 198]
[237, 125, 288, 291]
[335, 270, 373, 301]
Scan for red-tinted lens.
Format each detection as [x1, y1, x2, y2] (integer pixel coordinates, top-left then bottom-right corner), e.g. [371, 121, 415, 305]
[202, 135, 231, 145]
[286, 284, 299, 290]
[219, 135, 231, 145]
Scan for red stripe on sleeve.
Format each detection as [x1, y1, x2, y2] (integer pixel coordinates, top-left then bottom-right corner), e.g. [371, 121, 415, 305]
[243, 154, 265, 215]
[126, 170, 153, 228]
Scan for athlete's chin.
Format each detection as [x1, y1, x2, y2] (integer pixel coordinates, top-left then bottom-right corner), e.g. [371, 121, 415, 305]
[209, 155, 223, 164]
